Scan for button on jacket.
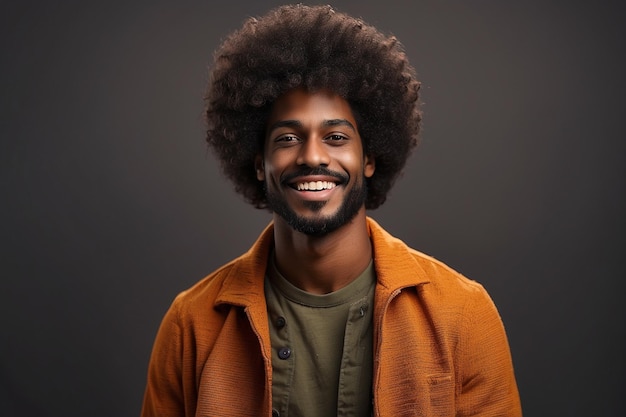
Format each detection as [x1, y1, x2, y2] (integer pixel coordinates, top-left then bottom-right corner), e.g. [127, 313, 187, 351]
[141, 217, 522, 416]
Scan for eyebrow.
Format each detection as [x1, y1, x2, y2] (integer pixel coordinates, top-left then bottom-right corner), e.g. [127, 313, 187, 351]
[267, 118, 356, 133]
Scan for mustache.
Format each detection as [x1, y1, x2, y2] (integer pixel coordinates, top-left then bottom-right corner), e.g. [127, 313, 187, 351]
[281, 167, 349, 184]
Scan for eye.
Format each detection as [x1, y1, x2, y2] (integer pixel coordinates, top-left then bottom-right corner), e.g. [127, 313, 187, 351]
[325, 134, 348, 143]
[275, 134, 300, 143]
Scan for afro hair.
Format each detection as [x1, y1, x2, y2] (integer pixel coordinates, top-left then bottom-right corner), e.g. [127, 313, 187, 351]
[204, 4, 421, 210]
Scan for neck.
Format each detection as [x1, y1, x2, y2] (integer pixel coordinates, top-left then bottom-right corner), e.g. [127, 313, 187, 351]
[271, 209, 372, 294]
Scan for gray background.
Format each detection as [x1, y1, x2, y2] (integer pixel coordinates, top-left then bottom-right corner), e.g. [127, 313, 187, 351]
[2, 0, 624, 415]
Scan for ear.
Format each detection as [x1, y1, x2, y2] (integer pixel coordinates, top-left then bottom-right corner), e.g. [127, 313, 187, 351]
[254, 154, 265, 181]
[364, 154, 375, 178]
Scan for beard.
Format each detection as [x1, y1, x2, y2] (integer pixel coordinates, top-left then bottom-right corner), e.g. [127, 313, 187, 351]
[265, 172, 368, 237]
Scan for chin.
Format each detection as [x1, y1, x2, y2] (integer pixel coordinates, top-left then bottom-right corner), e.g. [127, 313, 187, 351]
[268, 179, 368, 236]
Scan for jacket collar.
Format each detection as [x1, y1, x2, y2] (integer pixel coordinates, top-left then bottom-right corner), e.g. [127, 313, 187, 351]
[367, 217, 431, 291]
[215, 217, 430, 308]
[214, 222, 274, 309]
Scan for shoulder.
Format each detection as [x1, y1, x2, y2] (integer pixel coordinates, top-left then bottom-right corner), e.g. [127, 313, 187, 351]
[165, 258, 241, 325]
[408, 247, 486, 296]
[368, 217, 492, 306]
[169, 222, 275, 318]
[401, 247, 506, 341]
[175, 260, 237, 302]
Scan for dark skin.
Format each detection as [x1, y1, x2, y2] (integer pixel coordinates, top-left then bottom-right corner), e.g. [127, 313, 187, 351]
[255, 88, 376, 294]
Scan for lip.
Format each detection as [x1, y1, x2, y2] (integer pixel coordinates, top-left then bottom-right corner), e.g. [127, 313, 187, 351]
[286, 175, 342, 201]
[287, 186, 338, 201]
[286, 175, 343, 188]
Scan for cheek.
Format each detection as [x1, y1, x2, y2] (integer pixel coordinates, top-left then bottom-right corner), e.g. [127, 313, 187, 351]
[339, 150, 369, 176]
[269, 148, 298, 168]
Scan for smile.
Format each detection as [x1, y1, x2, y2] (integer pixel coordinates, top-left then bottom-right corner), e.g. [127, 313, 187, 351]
[296, 181, 337, 191]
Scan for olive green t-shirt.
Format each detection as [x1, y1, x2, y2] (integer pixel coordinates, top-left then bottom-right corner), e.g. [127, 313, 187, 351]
[265, 255, 375, 417]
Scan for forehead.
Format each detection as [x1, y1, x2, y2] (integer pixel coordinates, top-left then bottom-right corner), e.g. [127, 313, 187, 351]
[267, 88, 357, 125]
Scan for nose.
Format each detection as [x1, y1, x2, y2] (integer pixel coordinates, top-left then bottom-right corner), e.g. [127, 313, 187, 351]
[296, 138, 330, 167]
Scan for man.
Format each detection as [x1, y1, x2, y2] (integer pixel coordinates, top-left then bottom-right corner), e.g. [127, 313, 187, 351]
[141, 4, 521, 416]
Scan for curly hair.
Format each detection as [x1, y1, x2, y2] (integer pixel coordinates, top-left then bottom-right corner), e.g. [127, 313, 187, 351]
[204, 4, 421, 210]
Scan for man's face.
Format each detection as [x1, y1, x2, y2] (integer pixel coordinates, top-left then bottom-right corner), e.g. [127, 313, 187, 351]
[256, 88, 375, 236]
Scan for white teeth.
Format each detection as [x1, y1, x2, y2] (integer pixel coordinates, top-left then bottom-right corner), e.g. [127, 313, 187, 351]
[296, 181, 337, 191]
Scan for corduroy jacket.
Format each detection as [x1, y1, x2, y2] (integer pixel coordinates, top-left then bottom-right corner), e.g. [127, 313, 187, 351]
[141, 217, 522, 416]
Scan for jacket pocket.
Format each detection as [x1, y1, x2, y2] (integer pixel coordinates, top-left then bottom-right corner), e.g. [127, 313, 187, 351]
[427, 373, 455, 415]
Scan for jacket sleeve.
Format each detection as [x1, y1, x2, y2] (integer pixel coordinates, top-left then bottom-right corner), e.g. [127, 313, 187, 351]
[455, 286, 522, 416]
[140, 298, 187, 417]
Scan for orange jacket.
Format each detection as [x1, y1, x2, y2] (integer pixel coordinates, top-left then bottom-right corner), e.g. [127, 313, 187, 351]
[141, 217, 521, 416]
